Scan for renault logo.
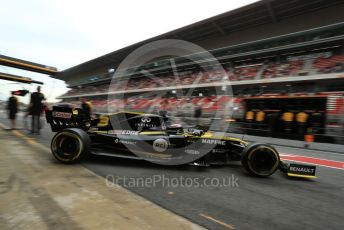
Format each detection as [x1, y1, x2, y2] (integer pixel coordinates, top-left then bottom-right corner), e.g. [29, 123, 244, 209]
[141, 117, 151, 123]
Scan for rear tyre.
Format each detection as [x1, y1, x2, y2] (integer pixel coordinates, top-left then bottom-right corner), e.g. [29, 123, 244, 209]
[51, 128, 90, 164]
[241, 143, 280, 177]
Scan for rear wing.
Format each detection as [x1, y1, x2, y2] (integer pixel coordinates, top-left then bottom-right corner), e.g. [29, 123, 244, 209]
[45, 106, 86, 132]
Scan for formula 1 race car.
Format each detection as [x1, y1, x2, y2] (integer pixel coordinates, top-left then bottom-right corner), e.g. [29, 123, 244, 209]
[45, 106, 316, 178]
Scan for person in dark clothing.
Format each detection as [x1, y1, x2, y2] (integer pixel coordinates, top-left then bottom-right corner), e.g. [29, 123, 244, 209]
[296, 110, 309, 136]
[159, 98, 168, 118]
[267, 112, 278, 137]
[194, 102, 202, 126]
[194, 105, 202, 118]
[282, 110, 294, 134]
[309, 110, 323, 135]
[81, 98, 92, 120]
[255, 109, 265, 131]
[7, 92, 18, 129]
[29, 86, 45, 134]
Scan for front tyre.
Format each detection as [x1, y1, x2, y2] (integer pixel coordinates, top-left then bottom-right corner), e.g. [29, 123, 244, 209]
[241, 143, 280, 177]
[51, 128, 90, 164]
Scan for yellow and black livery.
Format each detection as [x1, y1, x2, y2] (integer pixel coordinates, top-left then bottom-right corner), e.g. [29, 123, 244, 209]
[46, 106, 316, 178]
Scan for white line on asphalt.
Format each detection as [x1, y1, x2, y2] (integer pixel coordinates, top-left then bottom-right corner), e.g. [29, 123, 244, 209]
[199, 213, 235, 229]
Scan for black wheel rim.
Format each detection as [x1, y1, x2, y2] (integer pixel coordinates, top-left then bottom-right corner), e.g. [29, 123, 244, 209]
[249, 147, 278, 175]
[52, 133, 81, 161]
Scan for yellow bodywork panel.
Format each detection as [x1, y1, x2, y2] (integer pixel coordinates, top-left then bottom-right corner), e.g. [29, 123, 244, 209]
[97, 116, 110, 127]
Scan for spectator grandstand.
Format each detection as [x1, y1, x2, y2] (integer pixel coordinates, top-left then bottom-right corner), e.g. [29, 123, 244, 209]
[60, 50, 344, 98]
[314, 54, 344, 73]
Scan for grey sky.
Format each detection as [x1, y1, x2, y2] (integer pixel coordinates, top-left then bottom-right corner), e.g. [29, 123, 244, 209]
[0, 0, 257, 103]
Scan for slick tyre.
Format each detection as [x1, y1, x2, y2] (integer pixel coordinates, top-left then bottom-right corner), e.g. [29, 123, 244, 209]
[241, 143, 280, 177]
[51, 128, 90, 164]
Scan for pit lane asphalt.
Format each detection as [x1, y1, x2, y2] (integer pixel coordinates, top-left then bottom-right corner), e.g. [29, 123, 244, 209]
[1, 111, 343, 230]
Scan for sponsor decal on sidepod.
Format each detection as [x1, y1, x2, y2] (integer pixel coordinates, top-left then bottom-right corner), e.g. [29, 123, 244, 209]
[201, 139, 226, 146]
